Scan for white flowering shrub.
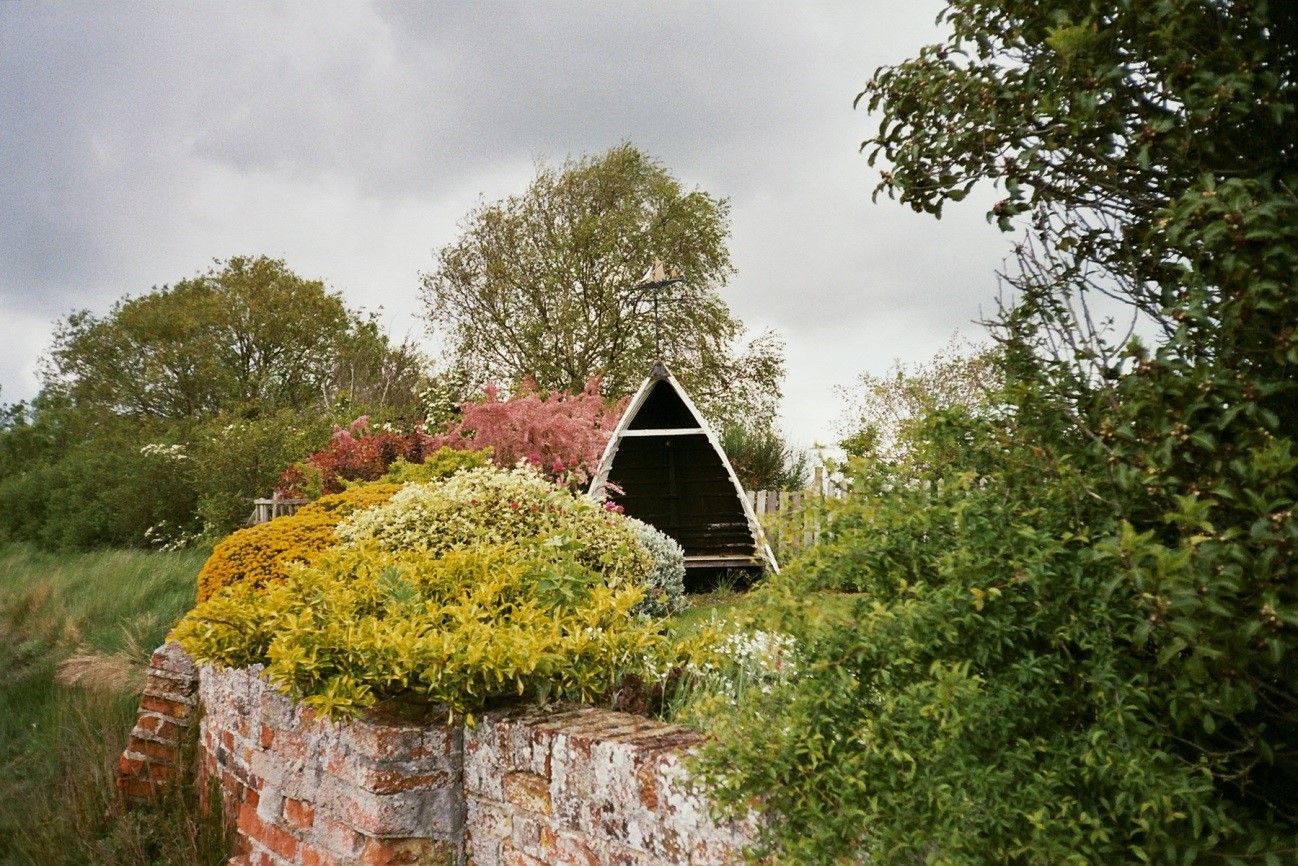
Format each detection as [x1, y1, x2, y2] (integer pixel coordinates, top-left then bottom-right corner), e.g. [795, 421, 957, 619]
[671, 625, 800, 726]
[336, 463, 654, 593]
[623, 517, 686, 617]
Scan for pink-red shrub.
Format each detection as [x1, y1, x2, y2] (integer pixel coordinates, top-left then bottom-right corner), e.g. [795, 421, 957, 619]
[278, 417, 435, 498]
[278, 381, 625, 499]
[430, 378, 625, 490]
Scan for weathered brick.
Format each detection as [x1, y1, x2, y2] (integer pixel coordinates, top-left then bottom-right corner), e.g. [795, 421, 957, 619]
[149, 642, 198, 678]
[139, 693, 192, 718]
[116, 776, 156, 801]
[358, 835, 456, 865]
[465, 798, 511, 865]
[117, 754, 146, 778]
[283, 797, 315, 830]
[499, 845, 547, 866]
[501, 772, 551, 817]
[536, 826, 598, 866]
[299, 843, 342, 866]
[139, 738, 176, 762]
[311, 812, 367, 859]
[258, 817, 300, 862]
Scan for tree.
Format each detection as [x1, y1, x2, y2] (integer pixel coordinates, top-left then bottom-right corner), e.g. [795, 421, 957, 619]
[45, 255, 423, 421]
[420, 144, 784, 425]
[694, 3, 1298, 861]
[863, 0, 1298, 839]
[718, 422, 809, 492]
[835, 334, 998, 459]
[1, 256, 430, 548]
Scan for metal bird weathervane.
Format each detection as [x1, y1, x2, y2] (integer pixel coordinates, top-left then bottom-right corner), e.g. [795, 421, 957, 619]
[627, 260, 685, 359]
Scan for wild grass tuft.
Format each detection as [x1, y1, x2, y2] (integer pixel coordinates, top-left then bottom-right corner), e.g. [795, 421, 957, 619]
[0, 543, 228, 865]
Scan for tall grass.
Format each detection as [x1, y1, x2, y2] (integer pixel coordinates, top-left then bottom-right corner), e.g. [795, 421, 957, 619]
[0, 544, 228, 865]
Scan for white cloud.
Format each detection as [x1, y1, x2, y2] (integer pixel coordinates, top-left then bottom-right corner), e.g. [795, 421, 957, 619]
[0, 0, 1015, 447]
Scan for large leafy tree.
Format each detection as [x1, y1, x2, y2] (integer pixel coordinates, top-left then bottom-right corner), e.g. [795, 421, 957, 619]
[1, 256, 428, 547]
[864, 0, 1298, 833]
[696, 1, 1297, 861]
[45, 255, 424, 421]
[420, 144, 783, 425]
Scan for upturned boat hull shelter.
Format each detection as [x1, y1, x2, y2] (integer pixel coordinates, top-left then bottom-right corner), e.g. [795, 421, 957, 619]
[589, 361, 777, 573]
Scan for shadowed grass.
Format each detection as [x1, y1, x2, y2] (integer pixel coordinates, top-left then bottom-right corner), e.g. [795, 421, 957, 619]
[0, 543, 227, 865]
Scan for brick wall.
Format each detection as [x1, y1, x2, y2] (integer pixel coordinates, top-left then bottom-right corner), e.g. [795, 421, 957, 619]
[116, 642, 200, 802]
[197, 663, 464, 866]
[120, 646, 754, 866]
[463, 707, 752, 865]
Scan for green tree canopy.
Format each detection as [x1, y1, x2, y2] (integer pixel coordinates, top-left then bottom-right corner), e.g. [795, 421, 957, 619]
[45, 255, 425, 422]
[863, 0, 1298, 828]
[420, 144, 784, 425]
[695, 2, 1297, 862]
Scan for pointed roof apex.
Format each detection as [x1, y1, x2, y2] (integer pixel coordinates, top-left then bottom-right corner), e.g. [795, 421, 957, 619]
[649, 359, 670, 380]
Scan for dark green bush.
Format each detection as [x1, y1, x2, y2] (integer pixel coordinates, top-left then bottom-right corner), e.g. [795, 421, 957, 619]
[693, 373, 1293, 863]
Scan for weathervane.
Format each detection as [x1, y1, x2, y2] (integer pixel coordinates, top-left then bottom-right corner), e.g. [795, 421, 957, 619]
[626, 260, 685, 358]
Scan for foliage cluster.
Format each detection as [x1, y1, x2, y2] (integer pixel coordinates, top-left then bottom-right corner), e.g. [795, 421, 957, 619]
[173, 542, 664, 721]
[196, 484, 402, 603]
[623, 517, 687, 618]
[181, 464, 690, 720]
[420, 143, 786, 428]
[718, 421, 810, 492]
[378, 447, 493, 485]
[277, 417, 437, 499]
[0, 256, 427, 549]
[336, 465, 653, 589]
[698, 391, 1227, 863]
[836, 334, 998, 460]
[429, 378, 624, 491]
[698, 0, 1298, 860]
[279, 376, 625, 500]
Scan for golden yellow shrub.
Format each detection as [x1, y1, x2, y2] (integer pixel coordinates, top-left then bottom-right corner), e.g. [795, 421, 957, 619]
[196, 483, 402, 601]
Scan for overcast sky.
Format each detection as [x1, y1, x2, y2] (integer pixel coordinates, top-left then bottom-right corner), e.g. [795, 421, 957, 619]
[0, 1, 1012, 447]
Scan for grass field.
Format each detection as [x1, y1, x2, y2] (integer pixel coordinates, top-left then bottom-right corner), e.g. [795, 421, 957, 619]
[0, 544, 228, 866]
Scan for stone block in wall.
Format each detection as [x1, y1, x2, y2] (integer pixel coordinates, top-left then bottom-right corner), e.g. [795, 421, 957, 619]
[201, 663, 467, 866]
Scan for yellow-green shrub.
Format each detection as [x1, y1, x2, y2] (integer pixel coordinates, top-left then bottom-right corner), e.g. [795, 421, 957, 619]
[337, 464, 653, 589]
[172, 542, 665, 720]
[378, 446, 492, 484]
[195, 483, 402, 601]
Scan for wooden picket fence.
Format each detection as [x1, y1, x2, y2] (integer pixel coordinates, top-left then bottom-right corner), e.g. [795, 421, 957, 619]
[249, 497, 308, 525]
[746, 466, 843, 564]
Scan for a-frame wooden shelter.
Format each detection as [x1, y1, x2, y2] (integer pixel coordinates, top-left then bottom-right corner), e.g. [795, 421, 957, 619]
[589, 361, 778, 573]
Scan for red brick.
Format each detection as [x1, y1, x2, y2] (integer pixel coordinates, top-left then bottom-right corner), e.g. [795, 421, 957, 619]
[238, 801, 263, 838]
[259, 819, 300, 862]
[502, 771, 551, 816]
[300, 844, 342, 866]
[140, 693, 190, 718]
[359, 836, 454, 865]
[140, 738, 176, 762]
[116, 776, 155, 801]
[117, 754, 146, 778]
[283, 797, 315, 830]
[147, 761, 172, 782]
[259, 724, 275, 749]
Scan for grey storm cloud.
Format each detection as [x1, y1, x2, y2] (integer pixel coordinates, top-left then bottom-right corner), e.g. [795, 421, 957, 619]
[0, 0, 1012, 444]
